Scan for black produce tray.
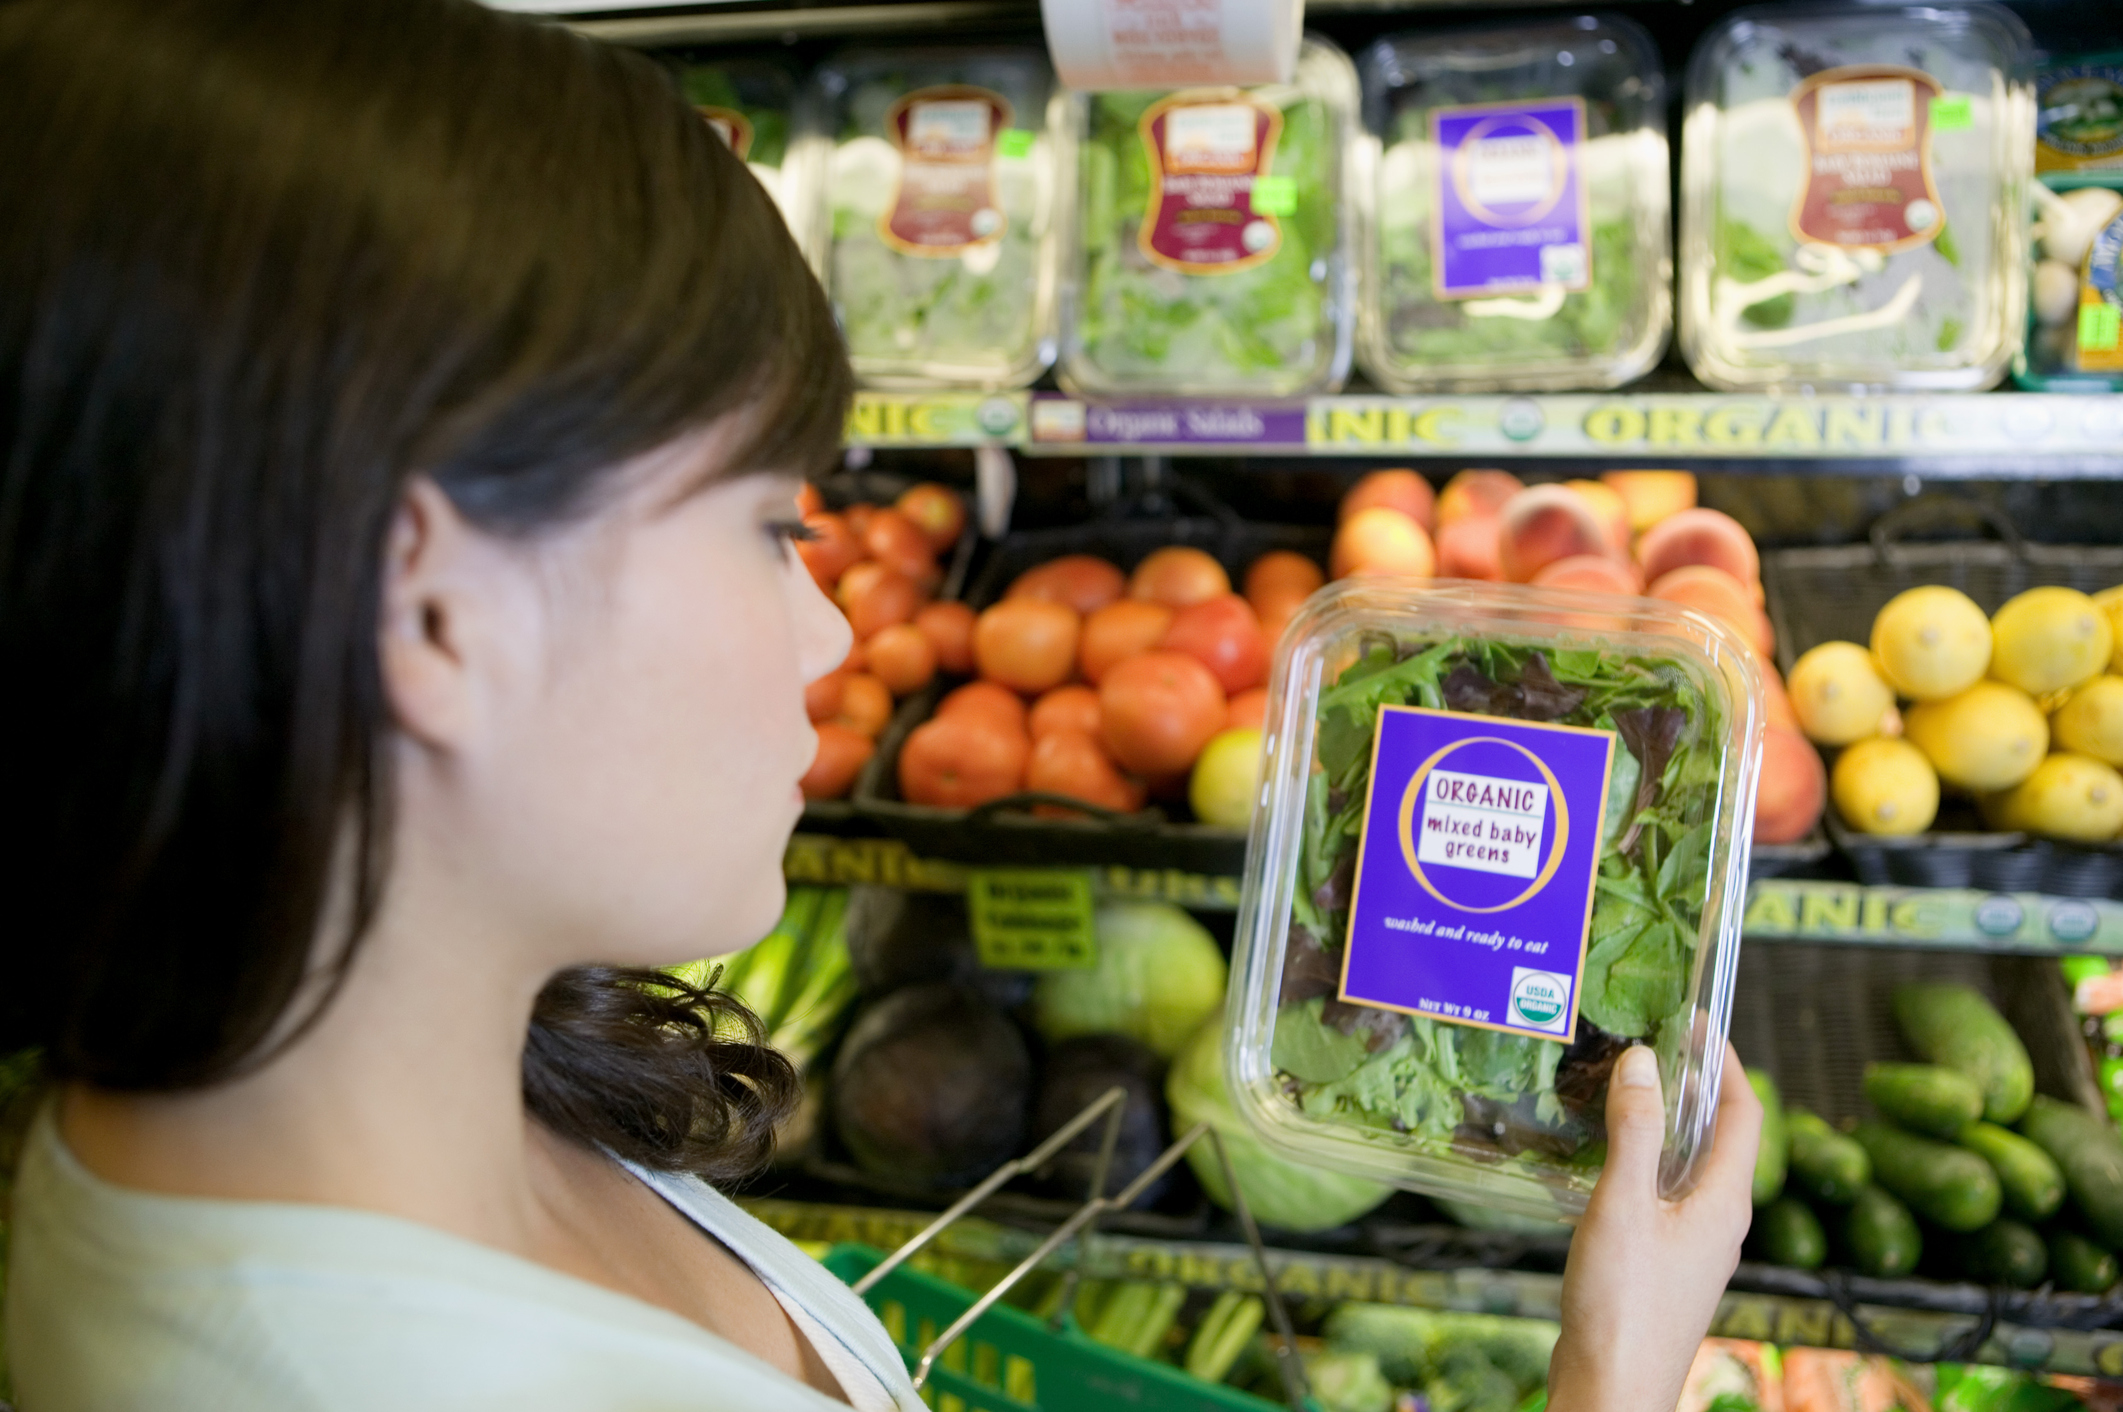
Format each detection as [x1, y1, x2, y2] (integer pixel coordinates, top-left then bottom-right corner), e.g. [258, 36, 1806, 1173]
[1748, 827, 1835, 880]
[1762, 498, 2123, 900]
[853, 511, 1329, 874]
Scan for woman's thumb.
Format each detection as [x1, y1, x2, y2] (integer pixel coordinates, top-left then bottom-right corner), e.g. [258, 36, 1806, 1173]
[1600, 1044, 1668, 1195]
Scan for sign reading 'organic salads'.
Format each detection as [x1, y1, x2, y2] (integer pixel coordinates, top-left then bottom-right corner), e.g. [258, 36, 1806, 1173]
[881, 85, 1012, 257]
[1138, 92, 1284, 274]
[1431, 98, 1590, 299]
[1340, 706, 1614, 1042]
[1789, 65, 1946, 252]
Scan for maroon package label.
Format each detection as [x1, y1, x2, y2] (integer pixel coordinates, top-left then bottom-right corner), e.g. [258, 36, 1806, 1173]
[880, 85, 1012, 259]
[697, 106, 755, 160]
[1789, 65, 1945, 253]
[1138, 92, 1282, 275]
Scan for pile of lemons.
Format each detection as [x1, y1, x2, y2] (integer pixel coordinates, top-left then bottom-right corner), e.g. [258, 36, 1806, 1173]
[1786, 584, 2123, 842]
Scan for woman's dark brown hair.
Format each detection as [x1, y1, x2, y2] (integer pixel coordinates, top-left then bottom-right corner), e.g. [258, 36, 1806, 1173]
[0, 0, 848, 1179]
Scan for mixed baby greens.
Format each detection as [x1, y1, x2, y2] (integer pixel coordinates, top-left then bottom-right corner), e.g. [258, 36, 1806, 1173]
[1273, 635, 1726, 1175]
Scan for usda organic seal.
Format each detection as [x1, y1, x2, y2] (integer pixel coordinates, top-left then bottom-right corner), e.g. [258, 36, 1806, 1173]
[1508, 967, 1572, 1034]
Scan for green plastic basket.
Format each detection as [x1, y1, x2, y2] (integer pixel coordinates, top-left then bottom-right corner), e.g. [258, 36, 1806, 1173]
[824, 1243, 1282, 1412]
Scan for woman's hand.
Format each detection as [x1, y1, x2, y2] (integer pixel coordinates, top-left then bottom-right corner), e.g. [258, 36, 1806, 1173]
[1546, 1042, 1761, 1412]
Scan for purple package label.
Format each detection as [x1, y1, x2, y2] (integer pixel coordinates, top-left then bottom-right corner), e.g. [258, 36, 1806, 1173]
[1430, 98, 1591, 301]
[1339, 705, 1614, 1042]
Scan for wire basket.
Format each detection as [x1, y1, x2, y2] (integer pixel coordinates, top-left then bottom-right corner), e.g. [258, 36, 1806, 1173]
[1761, 498, 2123, 899]
[855, 499, 1329, 874]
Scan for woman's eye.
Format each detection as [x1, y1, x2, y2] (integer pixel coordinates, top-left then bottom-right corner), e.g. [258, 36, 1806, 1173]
[765, 518, 818, 547]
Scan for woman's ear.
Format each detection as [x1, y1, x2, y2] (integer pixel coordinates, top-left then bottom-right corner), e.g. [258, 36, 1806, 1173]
[378, 478, 485, 748]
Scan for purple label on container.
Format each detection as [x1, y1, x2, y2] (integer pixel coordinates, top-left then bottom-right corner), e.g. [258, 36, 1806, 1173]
[1340, 706, 1614, 1042]
[1431, 98, 1591, 301]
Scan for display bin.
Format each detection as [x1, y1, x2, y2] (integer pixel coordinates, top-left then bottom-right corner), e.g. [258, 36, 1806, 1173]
[1762, 500, 2123, 898]
[823, 1242, 1283, 1412]
[854, 510, 1329, 874]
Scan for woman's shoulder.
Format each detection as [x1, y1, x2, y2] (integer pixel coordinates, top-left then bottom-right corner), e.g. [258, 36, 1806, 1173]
[5, 1108, 856, 1412]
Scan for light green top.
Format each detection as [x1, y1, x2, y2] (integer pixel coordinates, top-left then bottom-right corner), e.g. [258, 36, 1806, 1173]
[5, 1106, 922, 1411]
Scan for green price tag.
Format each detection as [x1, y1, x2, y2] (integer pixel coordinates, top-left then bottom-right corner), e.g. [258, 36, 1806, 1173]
[1251, 175, 1298, 216]
[967, 869, 1097, 970]
[995, 128, 1036, 159]
[2081, 301, 2122, 353]
[1929, 95, 1974, 132]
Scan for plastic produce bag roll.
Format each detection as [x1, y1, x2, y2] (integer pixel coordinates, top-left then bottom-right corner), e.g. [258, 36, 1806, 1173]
[1353, 16, 1672, 394]
[1225, 580, 1765, 1224]
[1059, 35, 1360, 398]
[1677, 1, 2035, 392]
[812, 47, 1068, 390]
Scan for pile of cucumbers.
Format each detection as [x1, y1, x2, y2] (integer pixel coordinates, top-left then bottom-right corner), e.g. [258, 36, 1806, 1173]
[1746, 983, 2123, 1294]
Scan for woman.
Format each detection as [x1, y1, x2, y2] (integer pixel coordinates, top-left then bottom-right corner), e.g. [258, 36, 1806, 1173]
[0, 0, 1759, 1408]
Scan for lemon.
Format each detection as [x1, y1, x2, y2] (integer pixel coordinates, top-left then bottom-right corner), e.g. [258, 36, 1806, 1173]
[2054, 675, 2123, 766]
[1189, 727, 1264, 829]
[1869, 585, 1991, 700]
[1831, 738, 1939, 836]
[1990, 586, 2114, 696]
[1786, 641, 1895, 746]
[1989, 752, 2123, 842]
[1903, 681, 2050, 791]
[2096, 585, 2123, 674]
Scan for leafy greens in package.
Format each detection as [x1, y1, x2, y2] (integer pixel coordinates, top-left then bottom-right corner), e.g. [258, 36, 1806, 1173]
[1060, 37, 1358, 397]
[814, 47, 1064, 388]
[1355, 17, 1672, 393]
[1678, 3, 2034, 390]
[1227, 581, 1763, 1223]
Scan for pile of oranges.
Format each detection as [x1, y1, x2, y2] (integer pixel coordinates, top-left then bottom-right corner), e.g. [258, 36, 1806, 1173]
[897, 545, 1324, 814]
[794, 481, 970, 802]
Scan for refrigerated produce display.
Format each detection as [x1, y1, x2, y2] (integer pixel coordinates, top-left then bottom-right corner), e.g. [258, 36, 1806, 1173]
[12, 0, 2123, 1406]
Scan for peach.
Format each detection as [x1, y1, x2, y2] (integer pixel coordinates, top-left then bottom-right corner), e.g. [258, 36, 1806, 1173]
[1530, 554, 1642, 597]
[1648, 565, 1774, 655]
[1435, 515, 1504, 581]
[1339, 469, 1436, 533]
[1498, 484, 1615, 583]
[1565, 479, 1632, 555]
[1601, 470, 1698, 533]
[1436, 469, 1524, 527]
[1330, 506, 1435, 580]
[1635, 507, 1760, 593]
[1754, 725, 1827, 844]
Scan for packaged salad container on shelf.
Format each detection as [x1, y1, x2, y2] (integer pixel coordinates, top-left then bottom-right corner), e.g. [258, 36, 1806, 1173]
[672, 56, 819, 257]
[2036, 52, 2123, 176]
[1677, 3, 2035, 392]
[812, 47, 1067, 389]
[2017, 173, 2123, 390]
[1059, 37, 1359, 398]
[1227, 581, 1766, 1223]
[1354, 16, 1672, 394]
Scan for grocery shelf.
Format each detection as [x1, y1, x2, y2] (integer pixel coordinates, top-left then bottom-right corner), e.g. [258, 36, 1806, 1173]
[844, 388, 2123, 473]
[743, 1196, 2123, 1376]
[784, 835, 2123, 952]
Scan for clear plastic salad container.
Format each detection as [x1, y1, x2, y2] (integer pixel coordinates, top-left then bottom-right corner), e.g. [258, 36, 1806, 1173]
[672, 56, 820, 260]
[1678, 3, 2034, 391]
[2016, 173, 2123, 391]
[2036, 52, 2123, 176]
[1059, 37, 1359, 398]
[811, 47, 1067, 390]
[1227, 580, 1766, 1223]
[1354, 16, 1671, 394]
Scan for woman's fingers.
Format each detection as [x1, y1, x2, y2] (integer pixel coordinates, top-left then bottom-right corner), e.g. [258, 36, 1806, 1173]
[1595, 1044, 1668, 1200]
[1693, 1043, 1765, 1204]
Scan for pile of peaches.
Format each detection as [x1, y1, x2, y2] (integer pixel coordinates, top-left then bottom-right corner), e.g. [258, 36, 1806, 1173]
[792, 480, 973, 802]
[896, 545, 1320, 813]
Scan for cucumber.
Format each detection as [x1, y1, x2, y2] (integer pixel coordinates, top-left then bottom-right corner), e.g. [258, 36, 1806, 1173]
[1846, 1185, 1923, 1279]
[1893, 983, 2034, 1124]
[1951, 1219, 2049, 1288]
[1752, 1195, 1827, 1269]
[1749, 1069, 1788, 1205]
[2047, 1228, 2120, 1294]
[1957, 1121, 2065, 1222]
[2020, 1095, 2123, 1249]
[1863, 1063, 1986, 1138]
[1787, 1108, 1871, 1204]
[1851, 1121, 2001, 1232]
